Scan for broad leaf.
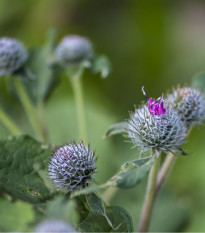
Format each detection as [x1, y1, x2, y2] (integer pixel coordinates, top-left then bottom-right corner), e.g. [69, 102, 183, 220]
[109, 156, 155, 188]
[90, 55, 111, 78]
[78, 205, 133, 233]
[0, 135, 54, 203]
[103, 122, 128, 138]
[86, 193, 114, 229]
[106, 206, 134, 232]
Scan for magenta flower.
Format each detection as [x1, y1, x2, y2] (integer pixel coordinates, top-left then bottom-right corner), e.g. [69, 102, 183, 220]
[142, 87, 166, 116]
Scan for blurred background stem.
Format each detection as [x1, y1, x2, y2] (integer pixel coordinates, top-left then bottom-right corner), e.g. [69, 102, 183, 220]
[138, 153, 161, 232]
[37, 101, 49, 142]
[0, 107, 21, 136]
[13, 77, 47, 142]
[69, 67, 87, 142]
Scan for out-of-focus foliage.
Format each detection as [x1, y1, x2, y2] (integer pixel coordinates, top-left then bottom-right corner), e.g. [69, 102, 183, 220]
[0, 0, 205, 232]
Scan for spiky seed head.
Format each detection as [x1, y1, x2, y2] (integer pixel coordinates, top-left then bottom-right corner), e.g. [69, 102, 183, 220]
[55, 35, 93, 66]
[127, 105, 187, 154]
[48, 141, 97, 193]
[34, 219, 76, 232]
[166, 87, 205, 127]
[0, 37, 28, 76]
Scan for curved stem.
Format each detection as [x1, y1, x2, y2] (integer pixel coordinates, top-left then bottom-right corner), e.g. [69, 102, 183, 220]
[138, 153, 161, 232]
[0, 107, 21, 136]
[155, 153, 176, 194]
[69, 71, 87, 142]
[13, 78, 46, 142]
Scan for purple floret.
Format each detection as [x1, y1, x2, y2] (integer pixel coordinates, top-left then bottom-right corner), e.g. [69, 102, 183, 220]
[142, 87, 166, 116]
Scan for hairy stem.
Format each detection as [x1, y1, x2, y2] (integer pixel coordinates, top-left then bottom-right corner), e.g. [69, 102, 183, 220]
[0, 107, 21, 136]
[13, 78, 47, 142]
[155, 153, 176, 194]
[138, 153, 161, 232]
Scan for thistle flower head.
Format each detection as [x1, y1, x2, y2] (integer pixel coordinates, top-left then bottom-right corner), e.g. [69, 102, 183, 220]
[166, 86, 205, 127]
[34, 219, 76, 232]
[48, 141, 97, 193]
[0, 37, 28, 76]
[55, 35, 93, 66]
[127, 89, 187, 154]
[142, 86, 166, 116]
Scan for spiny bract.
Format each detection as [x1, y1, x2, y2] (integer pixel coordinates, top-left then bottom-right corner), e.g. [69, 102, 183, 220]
[0, 37, 28, 76]
[34, 219, 76, 232]
[166, 87, 205, 127]
[48, 141, 97, 193]
[55, 35, 93, 66]
[127, 105, 187, 154]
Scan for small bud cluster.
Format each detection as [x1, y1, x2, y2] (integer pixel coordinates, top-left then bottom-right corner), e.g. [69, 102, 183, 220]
[55, 35, 93, 66]
[34, 219, 76, 232]
[127, 86, 205, 154]
[48, 141, 97, 193]
[0, 37, 28, 76]
[166, 87, 205, 127]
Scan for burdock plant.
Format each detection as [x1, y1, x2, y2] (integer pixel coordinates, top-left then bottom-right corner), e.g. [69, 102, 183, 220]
[167, 86, 205, 128]
[48, 141, 97, 193]
[34, 219, 77, 232]
[0, 37, 28, 76]
[1, 31, 205, 233]
[127, 88, 187, 154]
[125, 87, 187, 232]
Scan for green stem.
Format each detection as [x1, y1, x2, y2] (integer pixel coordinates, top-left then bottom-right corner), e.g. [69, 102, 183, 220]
[70, 73, 87, 142]
[155, 153, 176, 194]
[37, 101, 49, 142]
[102, 186, 118, 203]
[13, 78, 46, 142]
[138, 153, 161, 232]
[155, 128, 192, 195]
[0, 107, 21, 136]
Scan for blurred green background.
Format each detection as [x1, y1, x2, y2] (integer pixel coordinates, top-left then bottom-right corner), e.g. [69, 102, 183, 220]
[0, 0, 205, 232]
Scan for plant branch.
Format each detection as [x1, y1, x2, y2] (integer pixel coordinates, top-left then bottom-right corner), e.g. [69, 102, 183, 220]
[0, 107, 21, 136]
[13, 77, 47, 142]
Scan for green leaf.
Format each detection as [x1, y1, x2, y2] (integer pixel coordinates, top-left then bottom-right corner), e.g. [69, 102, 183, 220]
[109, 156, 155, 188]
[106, 206, 134, 232]
[90, 55, 111, 78]
[46, 195, 78, 224]
[86, 193, 114, 229]
[86, 193, 105, 215]
[0, 135, 54, 204]
[103, 122, 128, 139]
[0, 197, 35, 232]
[192, 72, 205, 93]
[78, 211, 112, 232]
[18, 29, 62, 103]
[78, 205, 133, 232]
